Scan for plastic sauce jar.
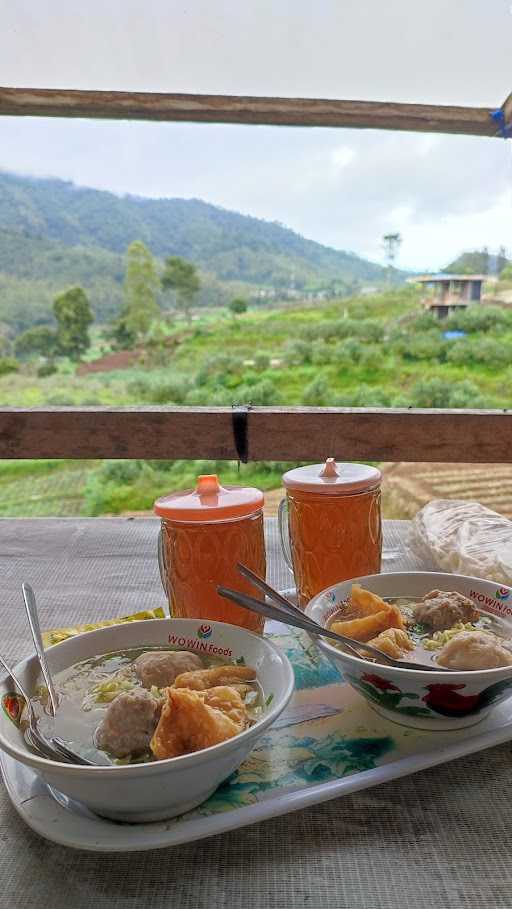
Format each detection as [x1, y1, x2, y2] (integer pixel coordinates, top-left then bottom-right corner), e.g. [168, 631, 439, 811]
[279, 459, 382, 608]
[155, 474, 266, 632]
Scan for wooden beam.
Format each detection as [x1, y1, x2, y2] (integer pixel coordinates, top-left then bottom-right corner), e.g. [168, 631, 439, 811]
[0, 407, 510, 462]
[0, 87, 500, 137]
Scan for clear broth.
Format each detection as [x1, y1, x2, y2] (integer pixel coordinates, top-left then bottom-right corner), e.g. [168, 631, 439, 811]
[327, 596, 511, 668]
[31, 646, 264, 764]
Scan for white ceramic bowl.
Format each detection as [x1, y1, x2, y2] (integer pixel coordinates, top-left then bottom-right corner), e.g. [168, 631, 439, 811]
[306, 571, 512, 730]
[0, 619, 294, 822]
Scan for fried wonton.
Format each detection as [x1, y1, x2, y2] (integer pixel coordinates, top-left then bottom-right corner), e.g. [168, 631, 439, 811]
[367, 627, 414, 659]
[173, 664, 256, 691]
[350, 584, 390, 616]
[150, 685, 248, 760]
[330, 585, 406, 642]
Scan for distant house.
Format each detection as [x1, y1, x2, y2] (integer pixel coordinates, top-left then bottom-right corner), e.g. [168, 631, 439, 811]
[410, 274, 486, 319]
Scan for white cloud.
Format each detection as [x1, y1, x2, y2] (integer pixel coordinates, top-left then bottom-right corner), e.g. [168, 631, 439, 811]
[331, 147, 356, 171]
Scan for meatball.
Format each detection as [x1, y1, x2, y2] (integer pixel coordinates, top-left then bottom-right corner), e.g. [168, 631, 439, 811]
[134, 650, 203, 689]
[437, 630, 512, 670]
[413, 590, 480, 631]
[95, 688, 162, 758]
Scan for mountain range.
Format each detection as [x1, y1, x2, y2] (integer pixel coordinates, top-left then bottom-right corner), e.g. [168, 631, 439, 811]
[0, 170, 391, 331]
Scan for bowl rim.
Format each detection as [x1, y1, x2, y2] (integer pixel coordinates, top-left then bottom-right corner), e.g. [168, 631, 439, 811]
[306, 570, 512, 681]
[0, 618, 295, 776]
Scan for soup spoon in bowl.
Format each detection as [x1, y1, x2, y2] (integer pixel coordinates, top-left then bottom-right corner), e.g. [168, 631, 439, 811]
[0, 652, 99, 766]
[21, 582, 59, 716]
[219, 575, 453, 672]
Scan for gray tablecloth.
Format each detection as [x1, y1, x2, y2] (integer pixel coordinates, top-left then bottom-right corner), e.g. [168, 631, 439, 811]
[0, 518, 511, 909]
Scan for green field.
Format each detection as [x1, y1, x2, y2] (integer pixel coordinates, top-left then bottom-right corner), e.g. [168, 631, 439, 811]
[1, 287, 511, 516]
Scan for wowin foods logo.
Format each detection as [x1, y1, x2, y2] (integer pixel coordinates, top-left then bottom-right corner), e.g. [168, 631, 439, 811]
[496, 588, 511, 601]
[197, 624, 213, 640]
[167, 628, 232, 657]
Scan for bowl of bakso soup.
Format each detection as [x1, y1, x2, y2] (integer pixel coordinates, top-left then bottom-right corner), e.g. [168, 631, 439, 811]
[0, 619, 294, 821]
[306, 571, 512, 730]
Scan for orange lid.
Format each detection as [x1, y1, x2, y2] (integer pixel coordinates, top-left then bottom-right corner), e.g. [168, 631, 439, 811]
[282, 459, 381, 495]
[154, 474, 264, 522]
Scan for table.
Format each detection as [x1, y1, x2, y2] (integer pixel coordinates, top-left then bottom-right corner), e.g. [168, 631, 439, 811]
[1, 518, 511, 909]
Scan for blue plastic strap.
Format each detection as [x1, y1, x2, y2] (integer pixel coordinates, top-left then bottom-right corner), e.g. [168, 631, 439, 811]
[491, 108, 512, 139]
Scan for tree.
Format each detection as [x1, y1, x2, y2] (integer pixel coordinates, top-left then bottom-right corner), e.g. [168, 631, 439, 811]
[14, 326, 57, 360]
[53, 286, 93, 360]
[497, 246, 509, 275]
[162, 256, 201, 324]
[122, 241, 160, 339]
[229, 297, 248, 318]
[500, 263, 512, 282]
[382, 233, 402, 284]
[108, 317, 137, 351]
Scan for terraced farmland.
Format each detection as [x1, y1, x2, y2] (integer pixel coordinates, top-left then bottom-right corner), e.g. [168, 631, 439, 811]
[382, 462, 512, 519]
[0, 461, 97, 517]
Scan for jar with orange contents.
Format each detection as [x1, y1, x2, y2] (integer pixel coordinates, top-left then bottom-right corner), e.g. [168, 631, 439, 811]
[154, 475, 266, 633]
[278, 459, 382, 608]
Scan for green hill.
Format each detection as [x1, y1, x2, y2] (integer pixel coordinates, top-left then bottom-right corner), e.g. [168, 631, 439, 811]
[0, 170, 395, 330]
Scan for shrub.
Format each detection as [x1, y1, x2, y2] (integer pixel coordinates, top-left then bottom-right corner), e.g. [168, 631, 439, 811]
[408, 377, 451, 408]
[310, 340, 334, 366]
[408, 377, 485, 408]
[232, 378, 279, 405]
[229, 298, 248, 317]
[333, 386, 392, 406]
[353, 319, 385, 342]
[195, 353, 243, 386]
[0, 356, 19, 376]
[447, 337, 511, 367]
[357, 344, 382, 369]
[282, 339, 311, 365]
[399, 333, 446, 362]
[14, 326, 57, 360]
[303, 374, 329, 405]
[99, 460, 144, 484]
[334, 338, 363, 365]
[47, 393, 75, 405]
[128, 374, 189, 403]
[408, 312, 439, 333]
[37, 361, 57, 378]
[253, 352, 270, 370]
[447, 305, 509, 334]
[447, 380, 487, 408]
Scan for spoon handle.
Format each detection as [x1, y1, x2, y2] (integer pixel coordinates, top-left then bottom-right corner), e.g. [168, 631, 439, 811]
[22, 583, 59, 716]
[218, 586, 370, 661]
[236, 563, 305, 616]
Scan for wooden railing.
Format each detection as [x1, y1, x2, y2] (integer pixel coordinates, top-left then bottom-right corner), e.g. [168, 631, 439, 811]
[0, 407, 510, 463]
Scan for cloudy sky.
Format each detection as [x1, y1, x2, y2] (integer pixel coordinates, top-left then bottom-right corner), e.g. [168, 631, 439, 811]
[1, 0, 511, 270]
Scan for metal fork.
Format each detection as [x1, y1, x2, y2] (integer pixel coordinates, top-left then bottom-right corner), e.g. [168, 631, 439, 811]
[0, 653, 98, 765]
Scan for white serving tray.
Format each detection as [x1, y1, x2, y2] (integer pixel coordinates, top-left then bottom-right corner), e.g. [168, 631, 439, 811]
[3, 620, 512, 852]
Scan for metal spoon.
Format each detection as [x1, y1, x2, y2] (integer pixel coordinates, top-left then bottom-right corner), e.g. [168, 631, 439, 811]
[234, 564, 456, 671]
[22, 583, 59, 716]
[0, 652, 56, 757]
[218, 584, 452, 672]
[0, 652, 99, 765]
[236, 562, 363, 660]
